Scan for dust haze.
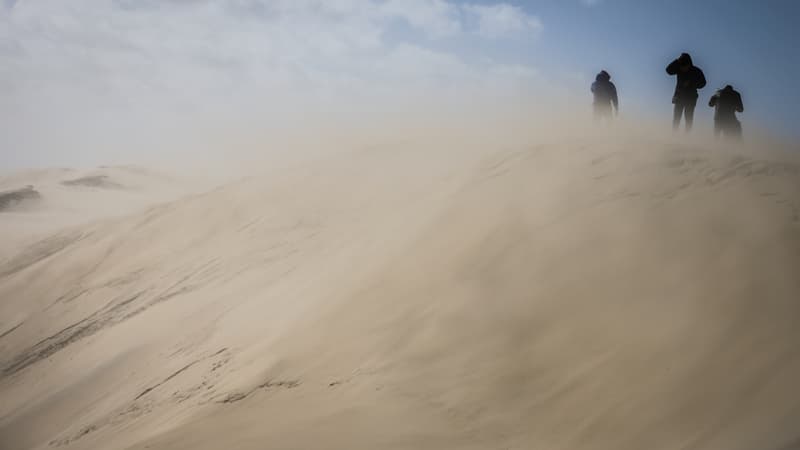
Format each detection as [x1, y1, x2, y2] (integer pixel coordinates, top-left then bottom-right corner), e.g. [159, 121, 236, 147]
[2, 96, 800, 449]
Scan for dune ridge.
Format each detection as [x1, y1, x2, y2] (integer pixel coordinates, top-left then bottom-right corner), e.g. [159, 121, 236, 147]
[0, 134, 799, 450]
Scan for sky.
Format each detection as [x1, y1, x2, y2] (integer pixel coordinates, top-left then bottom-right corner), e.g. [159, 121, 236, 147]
[0, 0, 798, 169]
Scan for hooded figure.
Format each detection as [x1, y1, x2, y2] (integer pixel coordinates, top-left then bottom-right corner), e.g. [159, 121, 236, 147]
[709, 85, 744, 139]
[666, 53, 707, 131]
[591, 70, 618, 120]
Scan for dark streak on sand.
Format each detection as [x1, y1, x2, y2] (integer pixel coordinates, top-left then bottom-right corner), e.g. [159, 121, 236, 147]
[134, 348, 228, 401]
[1, 291, 147, 378]
[216, 379, 301, 404]
[1, 259, 222, 379]
[0, 322, 24, 340]
[135, 361, 203, 401]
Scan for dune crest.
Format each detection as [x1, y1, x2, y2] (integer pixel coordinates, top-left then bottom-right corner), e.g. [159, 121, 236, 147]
[0, 134, 799, 450]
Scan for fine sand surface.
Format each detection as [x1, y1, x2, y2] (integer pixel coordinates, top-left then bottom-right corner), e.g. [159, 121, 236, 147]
[1, 131, 799, 450]
[0, 166, 206, 261]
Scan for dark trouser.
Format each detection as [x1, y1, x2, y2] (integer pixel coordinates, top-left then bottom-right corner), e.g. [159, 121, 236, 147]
[593, 103, 613, 121]
[714, 117, 742, 139]
[673, 97, 698, 131]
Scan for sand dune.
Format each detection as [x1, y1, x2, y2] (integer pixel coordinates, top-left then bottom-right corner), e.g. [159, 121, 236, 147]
[0, 186, 40, 212]
[0, 134, 799, 450]
[0, 166, 207, 260]
[60, 175, 126, 190]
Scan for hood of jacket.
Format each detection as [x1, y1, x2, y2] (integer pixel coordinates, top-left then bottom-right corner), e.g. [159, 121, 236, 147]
[678, 53, 693, 66]
[596, 70, 611, 82]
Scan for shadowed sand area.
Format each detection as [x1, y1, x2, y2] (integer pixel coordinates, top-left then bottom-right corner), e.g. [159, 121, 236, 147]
[0, 186, 40, 212]
[0, 132, 799, 450]
[60, 175, 126, 190]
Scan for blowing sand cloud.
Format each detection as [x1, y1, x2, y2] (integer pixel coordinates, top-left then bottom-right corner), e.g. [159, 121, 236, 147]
[0, 0, 559, 168]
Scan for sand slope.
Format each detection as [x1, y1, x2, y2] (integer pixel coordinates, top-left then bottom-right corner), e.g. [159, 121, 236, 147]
[1, 137, 799, 450]
[0, 166, 201, 260]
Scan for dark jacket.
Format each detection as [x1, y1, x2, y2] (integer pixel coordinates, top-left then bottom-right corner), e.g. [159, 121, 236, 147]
[709, 85, 743, 121]
[666, 53, 707, 102]
[591, 71, 618, 109]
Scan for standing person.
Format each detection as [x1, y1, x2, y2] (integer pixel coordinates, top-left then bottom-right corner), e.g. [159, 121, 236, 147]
[709, 85, 744, 139]
[666, 53, 707, 131]
[591, 70, 619, 121]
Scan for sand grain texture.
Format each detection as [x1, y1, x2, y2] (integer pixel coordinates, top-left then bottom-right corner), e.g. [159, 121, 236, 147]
[0, 136, 799, 450]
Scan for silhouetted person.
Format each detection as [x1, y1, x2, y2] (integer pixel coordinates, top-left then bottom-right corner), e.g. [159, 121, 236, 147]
[709, 85, 744, 139]
[591, 70, 618, 121]
[666, 53, 706, 131]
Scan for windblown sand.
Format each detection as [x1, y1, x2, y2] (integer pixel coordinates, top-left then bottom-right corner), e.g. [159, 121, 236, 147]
[1, 132, 799, 450]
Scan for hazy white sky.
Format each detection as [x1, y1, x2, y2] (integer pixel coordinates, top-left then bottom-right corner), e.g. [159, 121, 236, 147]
[3, 0, 799, 169]
[2, 0, 592, 169]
